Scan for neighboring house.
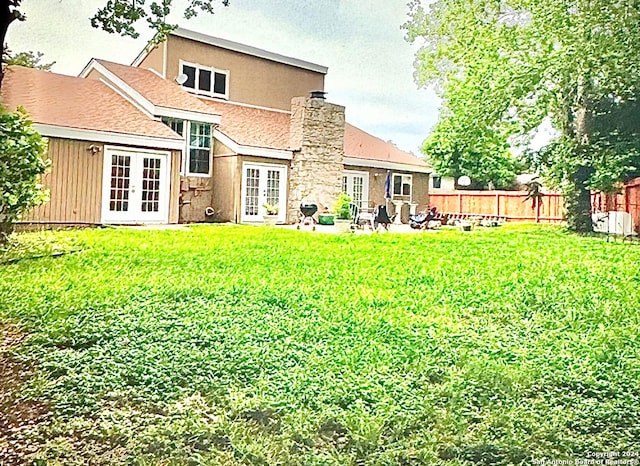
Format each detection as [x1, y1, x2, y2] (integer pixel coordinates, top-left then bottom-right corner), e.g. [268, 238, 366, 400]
[2, 29, 431, 226]
[429, 174, 456, 192]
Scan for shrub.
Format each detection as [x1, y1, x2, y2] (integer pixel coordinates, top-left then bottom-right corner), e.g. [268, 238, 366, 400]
[333, 192, 352, 220]
[0, 107, 49, 241]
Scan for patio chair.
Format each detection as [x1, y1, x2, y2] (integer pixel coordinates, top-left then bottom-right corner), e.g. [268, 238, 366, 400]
[349, 203, 361, 231]
[409, 207, 438, 230]
[373, 205, 394, 231]
[350, 203, 375, 230]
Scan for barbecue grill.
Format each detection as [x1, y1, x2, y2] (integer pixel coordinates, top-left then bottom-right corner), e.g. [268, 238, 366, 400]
[297, 203, 318, 230]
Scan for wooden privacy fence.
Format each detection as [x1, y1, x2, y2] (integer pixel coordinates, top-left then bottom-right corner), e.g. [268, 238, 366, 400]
[592, 177, 640, 233]
[428, 190, 565, 223]
[429, 177, 640, 231]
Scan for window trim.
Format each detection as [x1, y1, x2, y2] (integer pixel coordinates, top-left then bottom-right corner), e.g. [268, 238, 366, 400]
[161, 117, 187, 176]
[392, 173, 413, 200]
[186, 121, 213, 177]
[179, 60, 229, 100]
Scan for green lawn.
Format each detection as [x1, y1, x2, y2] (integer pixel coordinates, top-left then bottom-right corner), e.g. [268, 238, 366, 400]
[1, 225, 639, 465]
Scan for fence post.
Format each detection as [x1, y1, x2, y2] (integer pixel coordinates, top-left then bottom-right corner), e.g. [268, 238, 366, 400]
[496, 193, 500, 216]
[626, 186, 630, 213]
[535, 198, 540, 223]
[458, 193, 463, 214]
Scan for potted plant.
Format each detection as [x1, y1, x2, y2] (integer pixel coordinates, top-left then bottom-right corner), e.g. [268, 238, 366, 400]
[333, 192, 352, 233]
[262, 203, 279, 226]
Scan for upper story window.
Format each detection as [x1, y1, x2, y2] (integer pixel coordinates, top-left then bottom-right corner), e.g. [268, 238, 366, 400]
[393, 174, 412, 197]
[180, 61, 229, 99]
[432, 175, 442, 189]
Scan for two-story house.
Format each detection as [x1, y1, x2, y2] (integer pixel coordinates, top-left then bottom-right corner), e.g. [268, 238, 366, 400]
[2, 28, 431, 226]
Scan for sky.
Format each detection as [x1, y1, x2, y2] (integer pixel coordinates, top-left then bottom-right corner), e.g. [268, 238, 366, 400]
[6, 0, 441, 156]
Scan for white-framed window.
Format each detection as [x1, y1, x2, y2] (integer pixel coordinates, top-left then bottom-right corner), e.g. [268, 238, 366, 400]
[161, 117, 186, 175]
[161, 118, 212, 177]
[393, 173, 412, 198]
[188, 121, 212, 176]
[342, 171, 369, 208]
[162, 117, 184, 137]
[180, 60, 229, 99]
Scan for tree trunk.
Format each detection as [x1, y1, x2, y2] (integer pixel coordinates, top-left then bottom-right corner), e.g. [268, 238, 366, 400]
[565, 164, 594, 233]
[564, 78, 594, 233]
[0, 1, 19, 89]
[0, 220, 13, 244]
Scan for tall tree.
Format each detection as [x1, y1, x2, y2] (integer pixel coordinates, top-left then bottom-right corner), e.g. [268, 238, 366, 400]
[0, 0, 230, 88]
[404, 0, 640, 232]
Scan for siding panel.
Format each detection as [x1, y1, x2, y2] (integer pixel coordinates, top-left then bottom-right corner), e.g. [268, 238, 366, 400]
[168, 149, 181, 224]
[24, 138, 104, 224]
[23, 139, 180, 225]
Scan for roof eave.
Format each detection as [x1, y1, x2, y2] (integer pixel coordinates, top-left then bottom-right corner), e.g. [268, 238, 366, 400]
[33, 123, 185, 150]
[214, 129, 293, 160]
[171, 28, 328, 75]
[343, 156, 432, 174]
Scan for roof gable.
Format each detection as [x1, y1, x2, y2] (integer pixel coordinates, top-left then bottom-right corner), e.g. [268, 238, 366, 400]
[1, 66, 182, 143]
[344, 124, 428, 169]
[79, 59, 221, 124]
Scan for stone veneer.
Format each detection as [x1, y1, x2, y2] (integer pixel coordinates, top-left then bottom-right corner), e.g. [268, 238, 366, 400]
[287, 95, 346, 222]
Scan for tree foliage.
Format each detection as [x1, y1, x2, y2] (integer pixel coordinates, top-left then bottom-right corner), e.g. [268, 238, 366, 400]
[405, 0, 640, 231]
[423, 113, 521, 190]
[0, 0, 230, 87]
[0, 107, 49, 241]
[91, 0, 230, 42]
[3, 48, 55, 70]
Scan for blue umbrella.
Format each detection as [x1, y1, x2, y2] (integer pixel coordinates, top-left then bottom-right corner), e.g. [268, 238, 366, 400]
[384, 171, 391, 199]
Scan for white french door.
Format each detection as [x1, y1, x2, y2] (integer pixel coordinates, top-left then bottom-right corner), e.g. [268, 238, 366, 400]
[342, 171, 369, 209]
[241, 163, 287, 223]
[102, 147, 170, 224]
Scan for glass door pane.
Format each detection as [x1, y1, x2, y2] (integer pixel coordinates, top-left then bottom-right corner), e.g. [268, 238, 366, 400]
[109, 154, 131, 212]
[245, 168, 260, 216]
[352, 176, 364, 208]
[141, 157, 161, 213]
[266, 169, 280, 207]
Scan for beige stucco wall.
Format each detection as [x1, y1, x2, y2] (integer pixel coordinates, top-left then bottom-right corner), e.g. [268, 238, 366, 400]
[138, 44, 165, 75]
[168, 150, 181, 224]
[177, 137, 238, 223]
[212, 155, 236, 223]
[165, 35, 325, 111]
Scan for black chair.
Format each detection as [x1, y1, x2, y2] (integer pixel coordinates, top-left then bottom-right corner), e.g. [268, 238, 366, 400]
[373, 205, 394, 231]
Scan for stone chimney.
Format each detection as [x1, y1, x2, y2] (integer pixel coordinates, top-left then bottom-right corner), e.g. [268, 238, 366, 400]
[288, 92, 346, 222]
